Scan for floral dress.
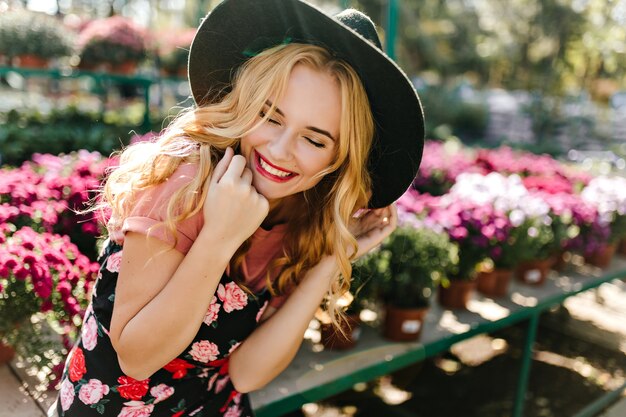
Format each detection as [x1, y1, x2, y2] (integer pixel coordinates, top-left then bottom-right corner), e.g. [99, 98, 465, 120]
[55, 240, 271, 417]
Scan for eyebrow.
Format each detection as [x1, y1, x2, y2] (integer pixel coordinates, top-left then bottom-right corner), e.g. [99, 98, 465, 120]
[265, 100, 336, 142]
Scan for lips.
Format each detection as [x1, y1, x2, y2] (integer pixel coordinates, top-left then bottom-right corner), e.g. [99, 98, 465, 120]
[254, 151, 298, 182]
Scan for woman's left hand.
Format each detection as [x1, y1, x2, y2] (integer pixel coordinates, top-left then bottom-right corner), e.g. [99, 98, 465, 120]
[349, 203, 397, 259]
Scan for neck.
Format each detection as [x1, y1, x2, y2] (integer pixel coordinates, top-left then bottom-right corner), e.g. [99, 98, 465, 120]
[262, 196, 295, 229]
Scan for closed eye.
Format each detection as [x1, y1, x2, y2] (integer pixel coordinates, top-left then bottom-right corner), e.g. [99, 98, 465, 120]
[259, 111, 281, 125]
[305, 137, 325, 148]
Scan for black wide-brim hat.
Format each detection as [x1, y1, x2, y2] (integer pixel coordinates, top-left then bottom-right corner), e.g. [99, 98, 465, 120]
[188, 0, 424, 208]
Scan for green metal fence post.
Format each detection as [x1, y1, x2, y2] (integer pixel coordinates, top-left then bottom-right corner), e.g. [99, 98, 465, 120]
[513, 311, 540, 417]
[386, 0, 398, 60]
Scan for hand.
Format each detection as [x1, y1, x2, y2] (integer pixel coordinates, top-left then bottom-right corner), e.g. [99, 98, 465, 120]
[348, 204, 397, 259]
[201, 147, 269, 248]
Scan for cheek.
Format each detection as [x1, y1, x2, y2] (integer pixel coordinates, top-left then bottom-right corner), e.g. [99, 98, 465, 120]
[300, 150, 335, 179]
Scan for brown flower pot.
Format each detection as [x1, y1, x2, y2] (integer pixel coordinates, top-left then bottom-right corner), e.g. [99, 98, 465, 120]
[110, 61, 137, 75]
[516, 258, 553, 285]
[619, 239, 626, 256]
[438, 280, 476, 310]
[320, 314, 361, 350]
[0, 341, 15, 364]
[383, 305, 429, 342]
[476, 268, 512, 297]
[584, 244, 617, 268]
[551, 250, 567, 272]
[14, 54, 48, 68]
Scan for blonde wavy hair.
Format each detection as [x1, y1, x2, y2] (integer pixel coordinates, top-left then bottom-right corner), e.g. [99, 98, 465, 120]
[99, 43, 374, 331]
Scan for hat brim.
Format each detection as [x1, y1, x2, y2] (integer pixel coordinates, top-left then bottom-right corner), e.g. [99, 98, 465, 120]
[188, 0, 424, 208]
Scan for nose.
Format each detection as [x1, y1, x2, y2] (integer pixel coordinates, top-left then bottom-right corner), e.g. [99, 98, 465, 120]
[266, 129, 295, 162]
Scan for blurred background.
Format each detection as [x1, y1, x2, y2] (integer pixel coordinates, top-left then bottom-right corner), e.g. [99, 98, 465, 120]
[1, 0, 626, 160]
[1, 2, 626, 417]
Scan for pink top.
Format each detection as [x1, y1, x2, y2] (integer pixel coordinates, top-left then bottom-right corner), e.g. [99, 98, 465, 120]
[108, 163, 290, 308]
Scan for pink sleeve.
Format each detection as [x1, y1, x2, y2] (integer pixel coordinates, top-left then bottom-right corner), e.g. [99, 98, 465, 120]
[118, 164, 204, 254]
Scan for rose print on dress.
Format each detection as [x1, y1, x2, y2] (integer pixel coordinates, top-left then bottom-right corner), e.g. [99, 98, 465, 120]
[81, 315, 99, 351]
[117, 400, 154, 417]
[105, 251, 123, 273]
[117, 375, 150, 401]
[217, 282, 248, 313]
[78, 379, 110, 405]
[228, 342, 242, 355]
[56, 238, 268, 416]
[68, 347, 87, 382]
[215, 376, 231, 394]
[224, 404, 243, 417]
[189, 340, 220, 363]
[149, 384, 175, 404]
[59, 378, 75, 411]
[189, 405, 205, 416]
[256, 301, 269, 322]
[163, 358, 195, 379]
[203, 296, 221, 326]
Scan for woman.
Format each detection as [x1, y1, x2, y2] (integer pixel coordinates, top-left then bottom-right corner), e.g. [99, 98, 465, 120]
[51, 0, 424, 416]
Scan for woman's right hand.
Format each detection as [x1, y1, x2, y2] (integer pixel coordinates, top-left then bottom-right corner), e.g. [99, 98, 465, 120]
[201, 147, 269, 248]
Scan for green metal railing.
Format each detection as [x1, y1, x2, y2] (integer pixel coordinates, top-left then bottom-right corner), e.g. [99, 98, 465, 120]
[251, 260, 626, 417]
[0, 66, 175, 132]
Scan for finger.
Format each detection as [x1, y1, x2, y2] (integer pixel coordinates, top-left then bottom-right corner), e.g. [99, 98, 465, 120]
[210, 147, 234, 185]
[381, 204, 398, 230]
[219, 154, 248, 183]
[241, 168, 253, 185]
[389, 204, 398, 226]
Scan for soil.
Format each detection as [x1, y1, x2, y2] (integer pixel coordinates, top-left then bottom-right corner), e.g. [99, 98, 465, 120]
[282, 307, 626, 417]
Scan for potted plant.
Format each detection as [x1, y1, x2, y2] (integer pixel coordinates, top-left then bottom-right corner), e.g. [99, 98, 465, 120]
[0, 225, 99, 386]
[157, 28, 196, 77]
[0, 10, 73, 68]
[473, 206, 518, 297]
[319, 254, 377, 350]
[433, 201, 489, 309]
[376, 226, 452, 341]
[535, 191, 583, 271]
[77, 16, 148, 73]
[1, 151, 108, 261]
[575, 176, 626, 268]
[512, 217, 556, 285]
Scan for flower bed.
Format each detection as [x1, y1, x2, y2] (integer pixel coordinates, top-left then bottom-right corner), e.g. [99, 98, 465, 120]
[77, 16, 148, 70]
[0, 150, 113, 387]
[1, 138, 624, 375]
[374, 141, 622, 314]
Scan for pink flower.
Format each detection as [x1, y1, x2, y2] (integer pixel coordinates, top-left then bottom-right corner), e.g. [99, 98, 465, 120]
[78, 379, 110, 405]
[60, 378, 75, 411]
[224, 404, 242, 417]
[217, 282, 248, 313]
[149, 384, 175, 404]
[207, 373, 219, 392]
[118, 401, 154, 417]
[228, 342, 242, 355]
[215, 375, 230, 393]
[203, 296, 221, 326]
[106, 251, 123, 273]
[256, 301, 268, 323]
[189, 340, 220, 363]
[81, 315, 99, 351]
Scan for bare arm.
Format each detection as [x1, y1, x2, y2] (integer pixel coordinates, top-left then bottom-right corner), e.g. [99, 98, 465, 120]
[228, 205, 398, 393]
[109, 148, 269, 380]
[110, 230, 237, 380]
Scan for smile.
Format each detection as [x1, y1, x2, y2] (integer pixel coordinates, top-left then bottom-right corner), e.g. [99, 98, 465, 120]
[254, 151, 298, 182]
